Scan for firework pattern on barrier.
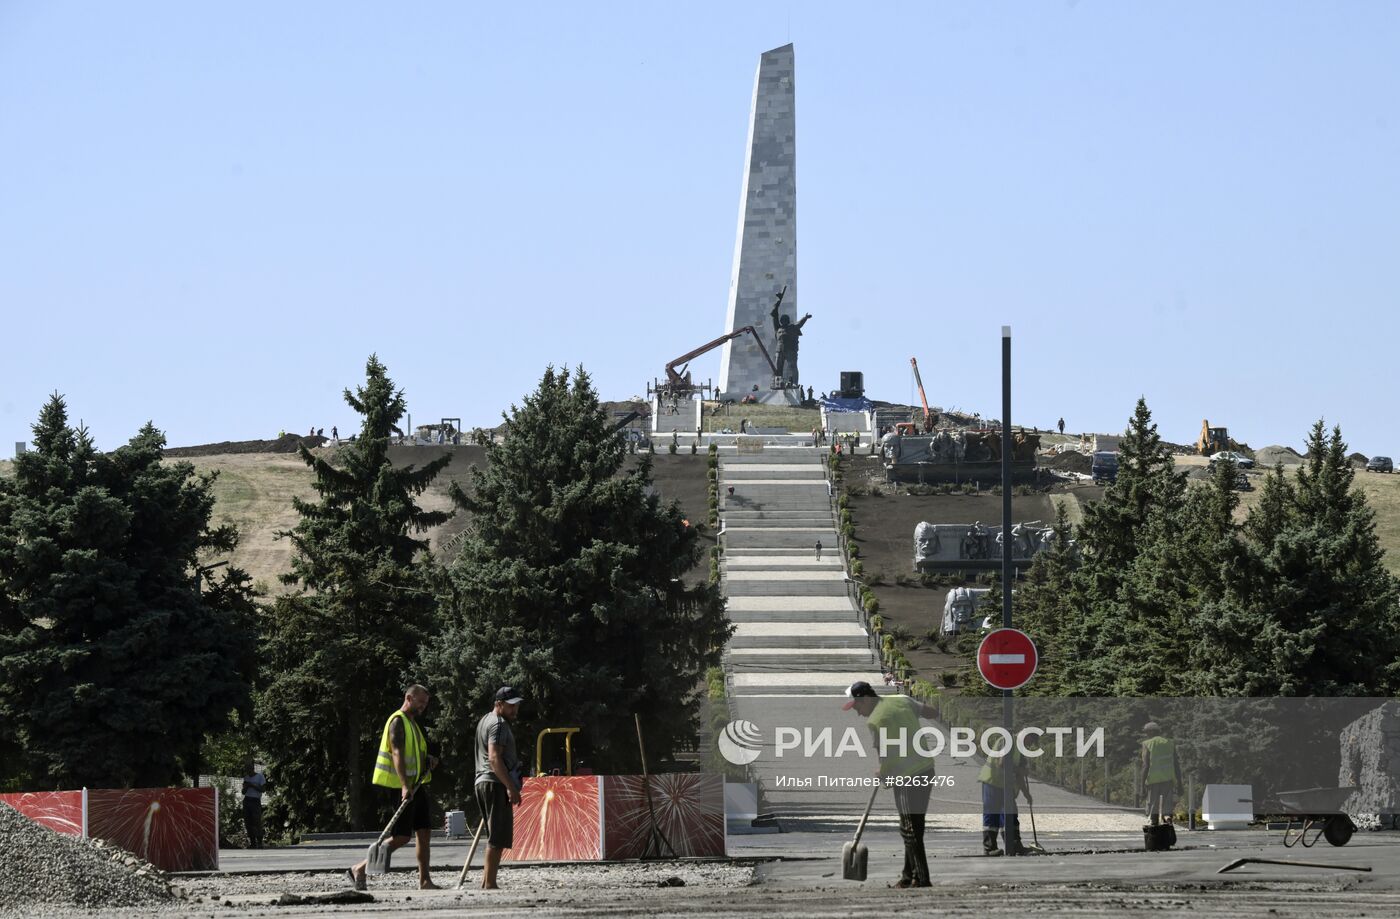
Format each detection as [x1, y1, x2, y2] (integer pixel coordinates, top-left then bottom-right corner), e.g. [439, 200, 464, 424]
[86, 788, 218, 872]
[0, 791, 84, 836]
[501, 776, 601, 862]
[601, 774, 724, 859]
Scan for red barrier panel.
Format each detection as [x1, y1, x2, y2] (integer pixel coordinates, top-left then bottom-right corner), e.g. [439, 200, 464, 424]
[86, 788, 219, 872]
[0, 787, 218, 872]
[601, 774, 725, 859]
[0, 790, 84, 836]
[502, 776, 601, 862]
[503, 774, 725, 862]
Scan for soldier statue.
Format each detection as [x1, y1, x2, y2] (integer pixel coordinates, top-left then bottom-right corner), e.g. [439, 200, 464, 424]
[769, 287, 812, 387]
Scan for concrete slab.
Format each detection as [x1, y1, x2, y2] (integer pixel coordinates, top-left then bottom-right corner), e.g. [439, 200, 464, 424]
[732, 623, 867, 637]
[727, 597, 854, 611]
[724, 570, 847, 581]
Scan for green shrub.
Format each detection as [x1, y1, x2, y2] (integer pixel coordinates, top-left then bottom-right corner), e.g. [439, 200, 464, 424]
[870, 615, 884, 633]
[864, 595, 879, 615]
[882, 635, 895, 653]
[838, 495, 849, 509]
[940, 670, 958, 687]
[850, 559, 863, 578]
[839, 508, 852, 526]
[847, 544, 860, 559]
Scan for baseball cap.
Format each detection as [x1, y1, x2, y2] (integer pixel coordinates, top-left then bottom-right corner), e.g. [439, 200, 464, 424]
[842, 680, 879, 710]
[495, 686, 525, 705]
[1143, 721, 1160, 733]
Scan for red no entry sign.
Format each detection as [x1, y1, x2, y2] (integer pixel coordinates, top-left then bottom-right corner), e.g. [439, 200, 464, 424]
[977, 628, 1038, 690]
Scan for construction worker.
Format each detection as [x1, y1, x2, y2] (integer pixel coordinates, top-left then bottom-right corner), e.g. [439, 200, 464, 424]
[980, 747, 1031, 856]
[844, 681, 937, 889]
[348, 684, 439, 890]
[1140, 721, 1182, 825]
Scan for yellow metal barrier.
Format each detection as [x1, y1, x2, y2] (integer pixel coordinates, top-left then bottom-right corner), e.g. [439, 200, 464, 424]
[535, 727, 581, 776]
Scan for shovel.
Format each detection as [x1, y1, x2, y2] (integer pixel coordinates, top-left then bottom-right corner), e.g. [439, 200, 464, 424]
[1026, 797, 1048, 855]
[842, 785, 880, 882]
[453, 817, 487, 889]
[365, 781, 421, 876]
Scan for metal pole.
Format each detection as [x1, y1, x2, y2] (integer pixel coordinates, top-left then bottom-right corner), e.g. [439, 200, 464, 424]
[1188, 776, 1196, 830]
[1000, 326, 1013, 846]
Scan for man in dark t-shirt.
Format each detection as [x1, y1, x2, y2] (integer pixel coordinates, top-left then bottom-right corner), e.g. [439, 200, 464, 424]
[474, 686, 524, 890]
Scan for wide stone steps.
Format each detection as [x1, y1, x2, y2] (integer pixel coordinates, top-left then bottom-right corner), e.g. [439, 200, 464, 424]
[720, 453, 824, 465]
[729, 672, 879, 695]
[729, 622, 870, 649]
[723, 583, 848, 599]
[723, 558, 842, 574]
[716, 446, 881, 705]
[723, 528, 836, 549]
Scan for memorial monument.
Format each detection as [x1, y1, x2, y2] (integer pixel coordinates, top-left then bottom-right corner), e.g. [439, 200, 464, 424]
[718, 43, 802, 404]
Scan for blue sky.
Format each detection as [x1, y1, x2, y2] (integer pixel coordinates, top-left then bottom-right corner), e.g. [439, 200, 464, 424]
[2, 2, 1396, 454]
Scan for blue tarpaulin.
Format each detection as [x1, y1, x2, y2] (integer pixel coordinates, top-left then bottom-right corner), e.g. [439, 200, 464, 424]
[820, 396, 874, 413]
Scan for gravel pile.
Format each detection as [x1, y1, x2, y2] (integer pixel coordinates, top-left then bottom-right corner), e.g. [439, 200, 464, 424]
[1046, 451, 1091, 474]
[0, 803, 177, 911]
[1254, 445, 1305, 466]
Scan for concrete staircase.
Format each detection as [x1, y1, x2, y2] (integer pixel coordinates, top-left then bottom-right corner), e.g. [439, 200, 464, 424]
[717, 448, 884, 816]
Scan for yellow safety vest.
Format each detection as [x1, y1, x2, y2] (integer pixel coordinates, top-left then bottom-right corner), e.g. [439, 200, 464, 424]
[1142, 736, 1175, 785]
[978, 749, 1022, 788]
[372, 710, 431, 788]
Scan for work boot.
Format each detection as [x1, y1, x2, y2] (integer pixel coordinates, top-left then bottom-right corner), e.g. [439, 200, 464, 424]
[982, 829, 1003, 856]
[1005, 821, 1030, 857]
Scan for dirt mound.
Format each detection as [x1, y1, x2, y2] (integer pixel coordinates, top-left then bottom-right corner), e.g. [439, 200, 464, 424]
[0, 803, 177, 909]
[1046, 451, 1091, 474]
[1349, 452, 1370, 465]
[165, 434, 327, 457]
[1253, 445, 1304, 467]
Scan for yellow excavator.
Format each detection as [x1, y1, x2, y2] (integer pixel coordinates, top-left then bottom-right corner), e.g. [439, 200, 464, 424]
[1197, 420, 1235, 455]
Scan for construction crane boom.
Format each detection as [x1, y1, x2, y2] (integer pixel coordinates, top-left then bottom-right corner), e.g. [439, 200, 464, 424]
[910, 357, 935, 431]
[664, 326, 778, 391]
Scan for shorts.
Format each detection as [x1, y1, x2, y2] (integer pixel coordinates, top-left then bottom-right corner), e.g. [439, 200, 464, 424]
[474, 780, 514, 849]
[386, 786, 432, 839]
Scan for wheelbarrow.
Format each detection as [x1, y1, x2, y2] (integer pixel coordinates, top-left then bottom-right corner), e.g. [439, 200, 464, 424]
[1275, 787, 1358, 848]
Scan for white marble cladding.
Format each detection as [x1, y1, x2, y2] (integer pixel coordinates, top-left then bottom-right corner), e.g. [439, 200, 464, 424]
[719, 43, 797, 400]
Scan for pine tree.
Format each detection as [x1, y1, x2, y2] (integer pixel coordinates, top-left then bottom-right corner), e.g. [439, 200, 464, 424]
[1011, 502, 1081, 694]
[418, 367, 729, 801]
[255, 356, 450, 831]
[1055, 398, 1187, 694]
[1194, 422, 1400, 695]
[0, 396, 256, 788]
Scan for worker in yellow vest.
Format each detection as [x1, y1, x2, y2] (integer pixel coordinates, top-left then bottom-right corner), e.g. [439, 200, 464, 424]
[1140, 721, 1182, 826]
[980, 747, 1031, 856]
[348, 684, 440, 890]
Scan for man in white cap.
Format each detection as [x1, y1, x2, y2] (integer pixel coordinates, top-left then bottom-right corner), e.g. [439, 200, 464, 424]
[844, 680, 939, 889]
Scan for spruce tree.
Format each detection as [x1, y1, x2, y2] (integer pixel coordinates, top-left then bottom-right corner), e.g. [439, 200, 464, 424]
[1194, 422, 1400, 695]
[418, 367, 729, 800]
[1055, 398, 1187, 694]
[0, 396, 256, 788]
[255, 356, 450, 831]
[1011, 502, 1081, 695]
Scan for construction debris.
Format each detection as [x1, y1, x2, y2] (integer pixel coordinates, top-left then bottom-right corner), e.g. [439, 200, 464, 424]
[0, 803, 178, 910]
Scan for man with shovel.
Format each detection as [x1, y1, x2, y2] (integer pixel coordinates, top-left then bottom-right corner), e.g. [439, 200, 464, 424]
[844, 680, 938, 889]
[980, 747, 1031, 856]
[474, 686, 525, 890]
[348, 684, 440, 890]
